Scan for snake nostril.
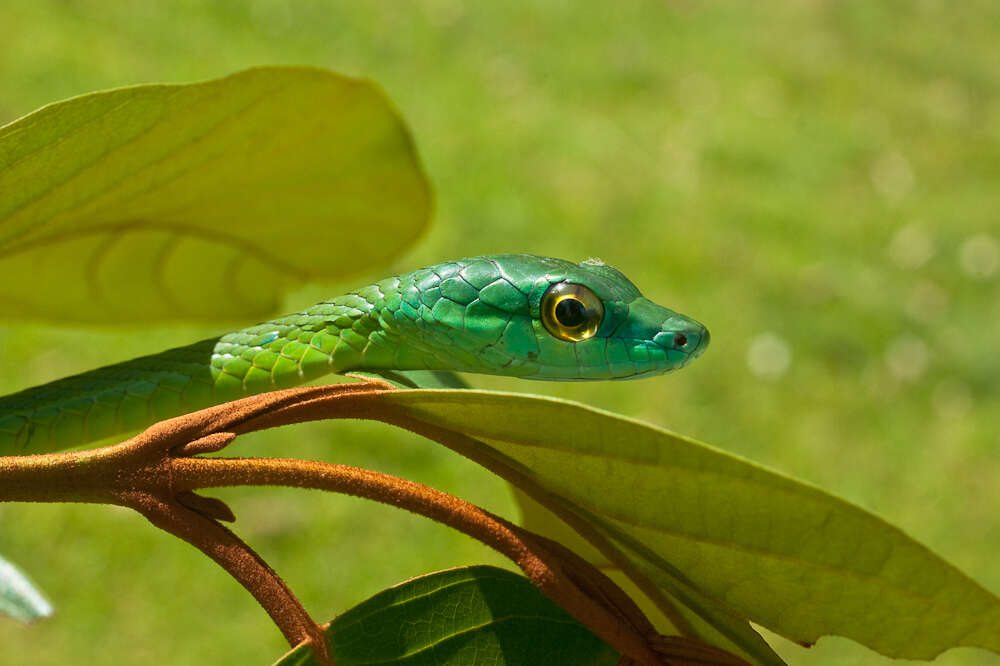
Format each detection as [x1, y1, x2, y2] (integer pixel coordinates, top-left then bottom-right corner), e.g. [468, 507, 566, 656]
[672, 333, 688, 348]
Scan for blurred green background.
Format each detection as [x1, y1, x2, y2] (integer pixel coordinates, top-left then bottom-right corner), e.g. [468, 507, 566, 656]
[1, 1, 998, 664]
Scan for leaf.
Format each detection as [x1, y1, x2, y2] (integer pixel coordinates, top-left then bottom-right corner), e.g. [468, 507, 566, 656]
[380, 390, 1000, 662]
[0, 552, 53, 623]
[511, 487, 781, 666]
[0, 66, 430, 323]
[273, 565, 619, 666]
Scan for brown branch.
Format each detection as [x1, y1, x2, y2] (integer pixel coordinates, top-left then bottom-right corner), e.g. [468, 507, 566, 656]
[0, 380, 748, 666]
[0, 383, 393, 664]
[120, 489, 327, 661]
[170, 455, 667, 665]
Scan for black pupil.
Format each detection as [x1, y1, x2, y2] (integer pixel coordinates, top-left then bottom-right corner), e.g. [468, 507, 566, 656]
[554, 298, 587, 328]
[673, 333, 688, 348]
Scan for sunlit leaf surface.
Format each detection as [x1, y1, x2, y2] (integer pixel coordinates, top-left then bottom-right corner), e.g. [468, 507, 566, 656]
[382, 390, 1000, 664]
[0, 66, 430, 323]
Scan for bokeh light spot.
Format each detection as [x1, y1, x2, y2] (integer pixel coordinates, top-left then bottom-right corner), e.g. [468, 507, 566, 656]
[884, 334, 929, 381]
[888, 224, 934, 269]
[870, 151, 915, 204]
[747, 332, 792, 380]
[958, 233, 998, 279]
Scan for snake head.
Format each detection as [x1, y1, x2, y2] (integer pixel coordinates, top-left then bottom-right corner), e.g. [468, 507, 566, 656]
[375, 254, 709, 380]
[520, 256, 709, 379]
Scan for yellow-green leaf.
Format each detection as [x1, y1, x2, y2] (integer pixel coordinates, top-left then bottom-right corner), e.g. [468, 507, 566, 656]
[0, 66, 430, 323]
[381, 389, 1000, 663]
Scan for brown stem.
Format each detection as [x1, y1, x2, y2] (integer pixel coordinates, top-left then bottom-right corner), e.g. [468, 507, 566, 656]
[0, 381, 747, 666]
[130, 385, 702, 640]
[170, 456, 666, 665]
[377, 412, 703, 636]
[119, 489, 328, 662]
[0, 383, 393, 665]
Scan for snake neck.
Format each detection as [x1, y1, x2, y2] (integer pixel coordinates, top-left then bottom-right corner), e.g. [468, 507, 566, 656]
[211, 289, 391, 400]
[214, 264, 520, 396]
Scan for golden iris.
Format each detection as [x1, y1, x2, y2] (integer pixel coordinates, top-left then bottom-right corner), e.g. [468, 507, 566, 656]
[540, 282, 604, 341]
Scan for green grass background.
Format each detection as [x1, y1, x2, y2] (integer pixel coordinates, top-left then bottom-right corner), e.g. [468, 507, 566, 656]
[1, 1, 998, 664]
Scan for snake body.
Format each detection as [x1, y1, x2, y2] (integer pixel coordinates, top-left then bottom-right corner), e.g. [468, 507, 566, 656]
[0, 255, 709, 454]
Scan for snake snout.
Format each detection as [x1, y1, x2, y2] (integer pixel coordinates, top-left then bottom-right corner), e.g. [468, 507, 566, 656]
[653, 321, 710, 360]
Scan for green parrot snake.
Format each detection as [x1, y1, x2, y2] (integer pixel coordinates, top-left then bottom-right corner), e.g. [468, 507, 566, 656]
[0, 255, 709, 455]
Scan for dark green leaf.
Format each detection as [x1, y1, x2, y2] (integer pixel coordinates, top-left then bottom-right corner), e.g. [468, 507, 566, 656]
[273, 566, 619, 666]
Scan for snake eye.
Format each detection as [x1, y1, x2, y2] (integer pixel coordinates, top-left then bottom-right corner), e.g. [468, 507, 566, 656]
[540, 282, 604, 341]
